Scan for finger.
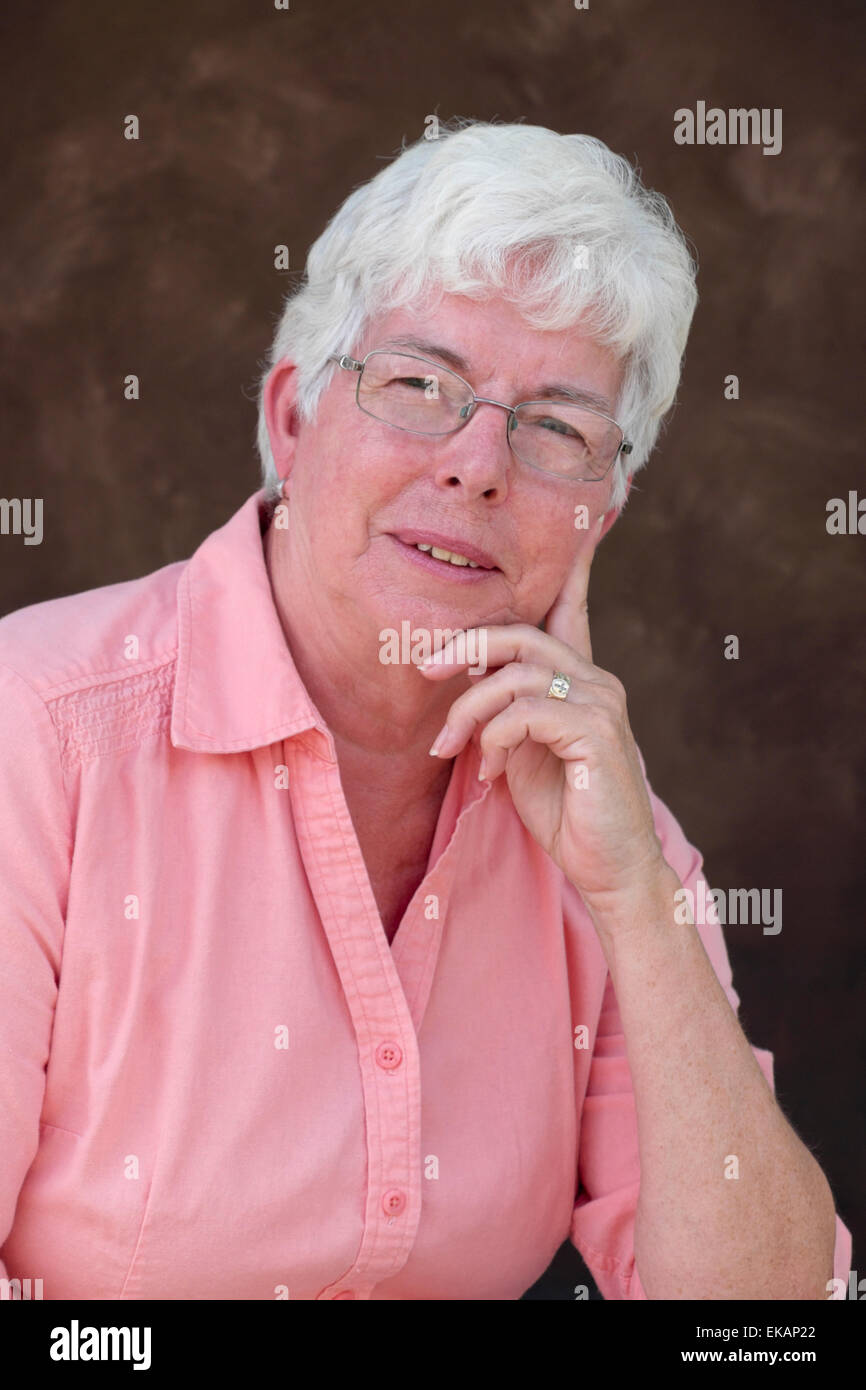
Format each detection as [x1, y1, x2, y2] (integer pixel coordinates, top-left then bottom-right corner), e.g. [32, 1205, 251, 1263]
[541, 514, 604, 663]
[428, 663, 601, 757]
[417, 622, 600, 683]
[477, 695, 597, 780]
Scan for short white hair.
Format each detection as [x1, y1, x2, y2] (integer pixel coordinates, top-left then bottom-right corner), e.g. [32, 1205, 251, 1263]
[254, 118, 698, 510]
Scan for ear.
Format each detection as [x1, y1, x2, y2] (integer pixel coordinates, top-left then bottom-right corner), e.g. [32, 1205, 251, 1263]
[263, 358, 302, 479]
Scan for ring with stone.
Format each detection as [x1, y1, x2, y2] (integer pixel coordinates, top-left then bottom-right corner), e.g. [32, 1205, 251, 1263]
[546, 671, 572, 701]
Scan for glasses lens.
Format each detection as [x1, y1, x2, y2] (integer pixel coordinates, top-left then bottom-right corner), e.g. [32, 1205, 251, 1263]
[510, 402, 622, 479]
[357, 353, 471, 434]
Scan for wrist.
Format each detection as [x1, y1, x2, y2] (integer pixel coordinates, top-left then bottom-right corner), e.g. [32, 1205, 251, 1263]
[578, 856, 683, 945]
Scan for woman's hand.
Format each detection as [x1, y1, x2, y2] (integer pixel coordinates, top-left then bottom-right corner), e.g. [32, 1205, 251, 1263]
[419, 517, 666, 914]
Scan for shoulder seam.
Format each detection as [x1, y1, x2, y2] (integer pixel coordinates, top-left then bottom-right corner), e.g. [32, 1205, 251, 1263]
[38, 652, 179, 702]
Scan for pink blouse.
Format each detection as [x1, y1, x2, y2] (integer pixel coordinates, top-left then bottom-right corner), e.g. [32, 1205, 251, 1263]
[0, 488, 851, 1299]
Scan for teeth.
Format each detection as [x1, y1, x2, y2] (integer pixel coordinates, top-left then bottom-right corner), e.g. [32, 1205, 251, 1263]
[416, 543, 479, 568]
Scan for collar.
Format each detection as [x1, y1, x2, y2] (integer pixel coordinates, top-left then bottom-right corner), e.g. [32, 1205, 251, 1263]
[171, 488, 334, 759]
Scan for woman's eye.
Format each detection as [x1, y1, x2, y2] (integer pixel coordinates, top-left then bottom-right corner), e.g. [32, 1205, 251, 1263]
[389, 376, 428, 389]
[538, 415, 578, 438]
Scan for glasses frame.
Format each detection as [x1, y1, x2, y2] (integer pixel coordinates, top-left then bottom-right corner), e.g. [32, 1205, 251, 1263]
[326, 348, 633, 483]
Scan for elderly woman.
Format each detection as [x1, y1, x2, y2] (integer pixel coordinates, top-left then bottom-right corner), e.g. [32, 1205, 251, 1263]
[0, 120, 851, 1302]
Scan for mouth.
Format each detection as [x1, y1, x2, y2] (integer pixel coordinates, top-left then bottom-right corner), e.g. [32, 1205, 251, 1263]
[388, 528, 501, 576]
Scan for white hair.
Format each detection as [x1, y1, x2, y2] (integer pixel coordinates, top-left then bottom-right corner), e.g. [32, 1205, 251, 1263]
[254, 118, 698, 510]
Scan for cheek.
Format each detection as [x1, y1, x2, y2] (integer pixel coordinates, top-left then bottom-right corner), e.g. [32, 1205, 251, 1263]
[526, 488, 601, 561]
[513, 492, 601, 611]
[343, 419, 416, 487]
[570, 474, 614, 524]
[512, 535, 574, 615]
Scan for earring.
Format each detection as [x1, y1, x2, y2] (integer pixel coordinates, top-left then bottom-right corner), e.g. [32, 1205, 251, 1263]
[280, 474, 290, 498]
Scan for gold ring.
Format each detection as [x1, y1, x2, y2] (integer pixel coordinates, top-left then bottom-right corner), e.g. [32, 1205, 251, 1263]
[546, 671, 571, 700]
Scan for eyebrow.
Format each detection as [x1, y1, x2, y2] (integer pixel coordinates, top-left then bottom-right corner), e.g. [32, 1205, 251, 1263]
[375, 335, 615, 414]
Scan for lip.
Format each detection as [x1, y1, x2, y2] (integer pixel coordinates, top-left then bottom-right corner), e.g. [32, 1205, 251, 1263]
[387, 534, 501, 582]
[389, 528, 501, 571]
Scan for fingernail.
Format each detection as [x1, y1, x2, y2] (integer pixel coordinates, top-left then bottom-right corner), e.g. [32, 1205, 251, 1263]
[429, 724, 449, 756]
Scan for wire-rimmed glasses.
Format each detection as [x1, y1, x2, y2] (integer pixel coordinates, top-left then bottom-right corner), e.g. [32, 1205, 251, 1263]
[327, 348, 632, 482]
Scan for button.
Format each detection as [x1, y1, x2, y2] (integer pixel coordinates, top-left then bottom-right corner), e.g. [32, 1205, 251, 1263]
[382, 1188, 406, 1218]
[333, 1290, 355, 1300]
[375, 1041, 403, 1070]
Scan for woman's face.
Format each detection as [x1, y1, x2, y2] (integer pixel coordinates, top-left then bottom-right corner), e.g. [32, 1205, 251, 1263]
[265, 291, 624, 647]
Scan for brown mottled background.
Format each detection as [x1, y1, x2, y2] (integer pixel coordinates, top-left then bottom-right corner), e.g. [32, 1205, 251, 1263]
[1, 0, 863, 1298]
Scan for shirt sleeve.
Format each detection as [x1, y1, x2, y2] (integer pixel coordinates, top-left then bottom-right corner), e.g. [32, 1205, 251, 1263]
[0, 661, 72, 1286]
[568, 750, 853, 1300]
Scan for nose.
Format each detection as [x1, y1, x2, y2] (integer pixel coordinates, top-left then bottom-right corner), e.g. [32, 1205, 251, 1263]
[430, 399, 513, 502]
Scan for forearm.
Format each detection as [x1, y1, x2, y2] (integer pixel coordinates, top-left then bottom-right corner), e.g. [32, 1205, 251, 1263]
[583, 861, 837, 1300]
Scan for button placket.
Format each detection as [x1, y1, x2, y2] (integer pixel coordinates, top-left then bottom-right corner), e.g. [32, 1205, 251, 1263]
[292, 749, 423, 1296]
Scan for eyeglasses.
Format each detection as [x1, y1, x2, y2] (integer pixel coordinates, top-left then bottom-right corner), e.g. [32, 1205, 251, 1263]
[326, 348, 632, 482]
